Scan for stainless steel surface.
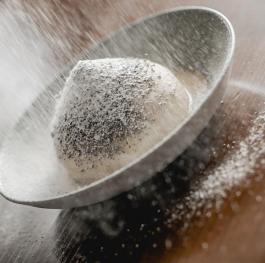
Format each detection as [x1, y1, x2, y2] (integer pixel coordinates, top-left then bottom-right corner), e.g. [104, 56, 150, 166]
[0, 6, 235, 208]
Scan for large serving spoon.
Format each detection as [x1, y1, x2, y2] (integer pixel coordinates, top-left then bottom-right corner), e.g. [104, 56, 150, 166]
[0, 6, 235, 208]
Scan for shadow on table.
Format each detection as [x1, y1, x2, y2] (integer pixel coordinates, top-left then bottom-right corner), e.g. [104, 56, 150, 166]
[48, 113, 228, 263]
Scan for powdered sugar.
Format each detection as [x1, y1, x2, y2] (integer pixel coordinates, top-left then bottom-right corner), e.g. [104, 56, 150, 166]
[166, 111, 265, 227]
[51, 58, 190, 182]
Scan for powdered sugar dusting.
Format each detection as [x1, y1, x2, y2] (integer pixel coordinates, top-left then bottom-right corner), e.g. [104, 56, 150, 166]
[166, 111, 265, 227]
[51, 58, 190, 182]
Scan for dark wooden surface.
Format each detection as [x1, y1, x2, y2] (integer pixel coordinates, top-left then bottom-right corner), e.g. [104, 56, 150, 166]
[0, 1, 265, 262]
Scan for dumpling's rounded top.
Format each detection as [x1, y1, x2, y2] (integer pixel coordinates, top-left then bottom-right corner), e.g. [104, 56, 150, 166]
[51, 58, 190, 183]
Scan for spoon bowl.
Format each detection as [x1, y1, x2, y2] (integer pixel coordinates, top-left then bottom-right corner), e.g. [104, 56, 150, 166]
[0, 6, 235, 208]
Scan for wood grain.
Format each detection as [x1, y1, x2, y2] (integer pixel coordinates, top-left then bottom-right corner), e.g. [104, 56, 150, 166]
[0, 1, 264, 263]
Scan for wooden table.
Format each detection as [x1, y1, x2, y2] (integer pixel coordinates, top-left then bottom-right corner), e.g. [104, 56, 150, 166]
[0, 0, 264, 262]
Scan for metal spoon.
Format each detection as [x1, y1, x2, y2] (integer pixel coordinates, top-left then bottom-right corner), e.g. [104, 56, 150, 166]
[0, 6, 235, 208]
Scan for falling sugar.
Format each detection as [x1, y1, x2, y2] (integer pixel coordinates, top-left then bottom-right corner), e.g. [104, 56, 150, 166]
[166, 112, 265, 230]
